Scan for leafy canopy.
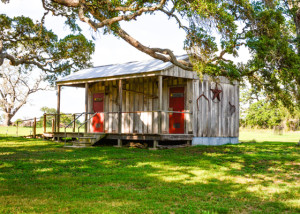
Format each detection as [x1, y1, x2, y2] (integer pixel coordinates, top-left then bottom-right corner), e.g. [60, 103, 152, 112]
[1, 0, 299, 108]
[0, 13, 95, 83]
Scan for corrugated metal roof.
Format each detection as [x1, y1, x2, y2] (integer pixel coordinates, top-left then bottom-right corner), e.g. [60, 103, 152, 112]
[57, 55, 188, 82]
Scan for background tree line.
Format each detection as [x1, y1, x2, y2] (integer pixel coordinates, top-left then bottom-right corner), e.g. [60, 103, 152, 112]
[240, 85, 300, 130]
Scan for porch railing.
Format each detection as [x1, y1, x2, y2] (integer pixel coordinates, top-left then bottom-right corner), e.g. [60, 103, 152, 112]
[44, 110, 193, 135]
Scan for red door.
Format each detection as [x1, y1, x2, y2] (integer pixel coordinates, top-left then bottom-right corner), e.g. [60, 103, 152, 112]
[169, 87, 185, 134]
[92, 93, 104, 132]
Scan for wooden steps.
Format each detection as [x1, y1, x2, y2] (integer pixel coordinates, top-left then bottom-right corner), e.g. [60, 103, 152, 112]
[70, 133, 106, 147]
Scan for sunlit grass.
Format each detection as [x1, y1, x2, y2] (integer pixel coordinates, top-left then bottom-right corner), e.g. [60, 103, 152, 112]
[0, 135, 299, 213]
[239, 128, 299, 142]
[0, 126, 84, 137]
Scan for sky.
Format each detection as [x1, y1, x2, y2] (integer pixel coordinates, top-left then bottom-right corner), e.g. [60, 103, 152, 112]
[0, 0, 250, 122]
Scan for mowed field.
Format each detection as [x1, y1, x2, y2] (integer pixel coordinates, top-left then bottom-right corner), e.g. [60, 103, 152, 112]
[0, 128, 299, 213]
[0, 126, 83, 137]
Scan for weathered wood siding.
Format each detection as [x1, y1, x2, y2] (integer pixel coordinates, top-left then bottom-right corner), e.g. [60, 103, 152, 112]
[87, 69, 239, 137]
[88, 76, 192, 134]
[194, 76, 239, 137]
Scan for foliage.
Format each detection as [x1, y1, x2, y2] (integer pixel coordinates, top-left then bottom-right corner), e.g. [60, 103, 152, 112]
[241, 1, 300, 108]
[242, 100, 285, 128]
[0, 61, 46, 126]
[0, 0, 299, 108]
[0, 137, 299, 213]
[40, 106, 81, 127]
[241, 99, 300, 129]
[0, 13, 95, 83]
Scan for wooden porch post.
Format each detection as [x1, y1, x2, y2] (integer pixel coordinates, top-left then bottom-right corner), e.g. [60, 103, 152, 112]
[117, 79, 123, 147]
[52, 118, 55, 133]
[158, 76, 163, 134]
[43, 113, 46, 133]
[118, 79, 123, 134]
[16, 121, 19, 137]
[85, 82, 88, 133]
[57, 85, 61, 133]
[33, 117, 36, 138]
[72, 114, 76, 132]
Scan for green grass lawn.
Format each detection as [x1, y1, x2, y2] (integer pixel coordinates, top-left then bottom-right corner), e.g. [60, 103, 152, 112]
[0, 126, 84, 137]
[239, 128, 300, 143]
[0, 134, 299, 213]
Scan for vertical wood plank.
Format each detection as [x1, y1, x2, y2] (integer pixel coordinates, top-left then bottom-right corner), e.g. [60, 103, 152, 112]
[236, 84, 240, 137]
[133, 78, 138, 133]
[230, 84, 237, 137]
[217, 83, 222, 137]
[224, 84, 229, 137]
[138, 78, 143, 133]
[186, 80, 193, 134]
[111, 81, 116, 132]
[118, 79, 122, 134]
[162, 77, 168, 133]
[122, 80, 126, 133]
[174, 66, 178, 77]
[194, 79, 200, 137]
[201, 81, 207, 137]
[210, 83, 217, 137]
[158, 76, 163, 134]
[87, 84, 93, 132]
[148, 78, 153, 133]
[57, 85, 61, 133]
[84, 83, 88, 133]
[125, 82, 130, 133]
[153, 78, 158, 134]
[108, 81, 113, 133]
[129, 79, 134, 133]
[143, 78, 148, 133]
[104, 81, 109, 133]
[197, 79, 202, 137]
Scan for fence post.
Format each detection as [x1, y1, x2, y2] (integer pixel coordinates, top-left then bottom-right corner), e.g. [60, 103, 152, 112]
[43, 114, 47, 133]
[73, 114, 76, 132]
[57, 114, 60, 133]
[16, 121, 19, 137]
[52, 118, 55, 133]
[33, 117, 36, 138]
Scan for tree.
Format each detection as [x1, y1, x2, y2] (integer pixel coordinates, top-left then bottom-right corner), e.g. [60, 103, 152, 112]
[241, 99, 300, 129]
[0, 61, 46, 126]
[0, 13, 95, 83]
[241, 1, 300, 109]
[1, 0, 299, 108]
[40, 106, 81, 127]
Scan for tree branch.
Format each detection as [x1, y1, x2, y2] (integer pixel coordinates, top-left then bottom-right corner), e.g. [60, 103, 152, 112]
[51, 0, 79, 7]
[115, 27, 193, 70]
[79, 0, 167, 31]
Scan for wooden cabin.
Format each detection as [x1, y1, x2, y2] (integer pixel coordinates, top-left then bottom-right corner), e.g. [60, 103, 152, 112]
[52, 55, 239, 147]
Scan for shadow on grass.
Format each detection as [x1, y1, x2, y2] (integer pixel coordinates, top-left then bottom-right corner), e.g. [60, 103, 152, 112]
[0, 138, 299, 213]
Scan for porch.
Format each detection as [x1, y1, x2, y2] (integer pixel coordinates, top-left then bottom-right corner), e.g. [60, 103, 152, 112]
[46, 65, 198, 146]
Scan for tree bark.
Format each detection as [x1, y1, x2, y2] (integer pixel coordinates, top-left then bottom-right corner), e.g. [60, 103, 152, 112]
[296, 9, 300, 55]
[4, 113, 13, 126]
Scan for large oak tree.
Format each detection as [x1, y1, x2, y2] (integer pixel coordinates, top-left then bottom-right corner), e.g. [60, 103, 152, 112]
[1, 0, 299, 108]
[0, 61, 46, 126]
[0, 12, 95, 83]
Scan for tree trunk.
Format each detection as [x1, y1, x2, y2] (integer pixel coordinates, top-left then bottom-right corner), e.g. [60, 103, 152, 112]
[296, 9, 300, 55]
[4, 113, 12, 126]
